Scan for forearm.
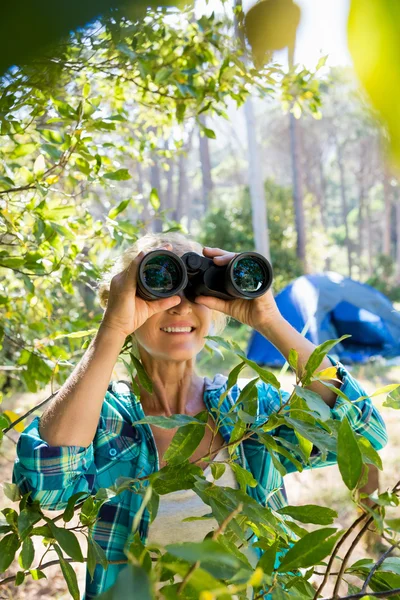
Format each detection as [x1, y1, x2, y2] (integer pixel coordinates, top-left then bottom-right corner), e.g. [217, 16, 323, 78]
[257, 316, 340, 408]
[39, 324, 127, 447]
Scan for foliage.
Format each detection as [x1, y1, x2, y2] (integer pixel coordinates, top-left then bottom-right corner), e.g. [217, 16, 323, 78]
[365, 255, 400, 303]
[0, 6, 296, 397]
[0, 335, 399, 599]
[347, 0, 400, 167]
[198, 179, 303, 292]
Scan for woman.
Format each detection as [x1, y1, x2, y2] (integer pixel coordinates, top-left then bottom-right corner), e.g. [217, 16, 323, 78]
[13, 231, 388, 600]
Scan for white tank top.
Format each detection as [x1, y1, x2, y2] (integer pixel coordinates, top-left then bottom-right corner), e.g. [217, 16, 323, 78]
[147, 446, 259, 597]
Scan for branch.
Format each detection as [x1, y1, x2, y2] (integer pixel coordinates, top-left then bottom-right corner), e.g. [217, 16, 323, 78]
[322, 588, 400, 600]
[0, 556, 127, 587]
[332, 516, 374, 597]
[360, 541, 400, 594]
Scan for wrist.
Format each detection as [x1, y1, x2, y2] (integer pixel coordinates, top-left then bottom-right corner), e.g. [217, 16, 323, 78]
[254, 313, 286, 338]
[98, 321, 129, 343]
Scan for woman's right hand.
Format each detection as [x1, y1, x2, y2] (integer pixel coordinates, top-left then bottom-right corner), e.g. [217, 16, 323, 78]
[100, 243, 182, 338]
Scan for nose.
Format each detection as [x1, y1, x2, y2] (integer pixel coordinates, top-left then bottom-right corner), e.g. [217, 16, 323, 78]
[169, 289, 193, 313]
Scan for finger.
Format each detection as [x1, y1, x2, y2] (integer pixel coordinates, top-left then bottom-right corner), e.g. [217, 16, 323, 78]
[148, 295, 182, 315]
[202, 247, 228, 256]
[213, 253, 237, 265]
[194, 295, 229, 314]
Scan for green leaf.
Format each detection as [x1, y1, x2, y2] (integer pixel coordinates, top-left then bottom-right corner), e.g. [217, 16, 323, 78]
[288, 348, 298, 372]
[337, 417, 363, 490]
[277, 504, 338, 525]
[94, 563, 153, 600]
[79, 496, 99, 527]
[165, 539, 240, 568]
[149, 187, 160, 211]
[103, 168, 131, 181]
[176, 102, 186, 123]
[49, 523, 84, 562]
[83, 82, 91, 98]
[53, 329, 97, 340]
[151, 461, 203, 495]
[17, 509, 42, 539]
[164, 420, 207, 465]
[257, 541, 277, 576]
[284, 417, 337, 454]
[29, 568, 46, 580]
[210, 462, 226, 480]
[54, 544, 80, 600]
[357, 436, 383, 470]
[293, 386, 331, 421]
[302, 336, 351, 384]
[383, 386, 400, 409]
[15, 570, 25, 586]
[201, 127, 216, 139]
[87, 534, 108, 581]
[108, 199, 131, 220]
[133, 414, 205, 429]
[63, 491, 89, 523]
[278, 528, 342, 572]
[316, 55, 328, 70]
[18, 536, 35, 570]
[230, 463, 257, 491]
[130, 353, 153, 393]
[0, 533, 20, 573]
[2, 482, 22, 502]
[33, 154, 46, 179]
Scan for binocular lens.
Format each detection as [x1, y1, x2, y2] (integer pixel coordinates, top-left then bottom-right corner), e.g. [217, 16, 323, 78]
[142, 255, 181, 293]
[232, 257, 266, 293]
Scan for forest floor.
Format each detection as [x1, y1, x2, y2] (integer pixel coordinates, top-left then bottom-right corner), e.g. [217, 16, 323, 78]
[0, 358, 399, 600]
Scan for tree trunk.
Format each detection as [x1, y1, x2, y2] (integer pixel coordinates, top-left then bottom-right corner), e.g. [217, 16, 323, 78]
[233, 0, 271, 263]
[317, 154, 327, 230]
[396, 196, 400, 284]
[336, 140, 353, 278]
[356, 147, 366, 279]
[366, 195, 373, 278]
[383, 165, 392, 257]
[288, 47, 306, 271]
[289, 111, 306, 270]
[165, 156, 174, 220]
[136, 161, 151, 227]
[150, 155, 163, 233]
[198, 114, 213, 213]
[244, 97, 271, 261]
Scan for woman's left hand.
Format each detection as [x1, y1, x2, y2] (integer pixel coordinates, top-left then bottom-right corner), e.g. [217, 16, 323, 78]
[194, 247, 282, 332]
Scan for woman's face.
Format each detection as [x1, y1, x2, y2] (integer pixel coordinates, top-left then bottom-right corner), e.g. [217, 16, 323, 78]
[133, 289, 214, 362]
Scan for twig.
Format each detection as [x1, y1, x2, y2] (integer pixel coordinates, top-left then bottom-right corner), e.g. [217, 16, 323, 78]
[313, 477, 400, 599]
[332, 516, 374, 597]
[360, 541, 400, 594]
[321, 588, 400, 600]
[177, 560, 200, 594]
[2, 390, 60, 434]
[0, 556, 127, 587]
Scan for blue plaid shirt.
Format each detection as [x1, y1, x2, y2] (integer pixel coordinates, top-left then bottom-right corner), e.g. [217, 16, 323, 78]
[12, 357, 388, 599]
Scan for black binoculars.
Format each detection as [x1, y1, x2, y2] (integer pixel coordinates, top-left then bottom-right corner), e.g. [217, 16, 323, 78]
[136, 249, 273, 302]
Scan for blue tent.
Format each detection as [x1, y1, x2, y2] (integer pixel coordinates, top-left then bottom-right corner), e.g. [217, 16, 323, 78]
[247, 271, 400, 366]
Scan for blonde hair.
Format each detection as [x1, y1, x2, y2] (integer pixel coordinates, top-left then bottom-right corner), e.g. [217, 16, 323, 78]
[96, 232, 229, 354]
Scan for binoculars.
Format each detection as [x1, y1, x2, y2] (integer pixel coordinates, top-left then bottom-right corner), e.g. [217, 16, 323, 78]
[136, 249, 273, 302]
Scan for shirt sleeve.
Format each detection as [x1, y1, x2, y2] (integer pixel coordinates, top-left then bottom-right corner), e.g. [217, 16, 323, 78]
[258, 354, 389, 474]
[12, 415, 96, 511]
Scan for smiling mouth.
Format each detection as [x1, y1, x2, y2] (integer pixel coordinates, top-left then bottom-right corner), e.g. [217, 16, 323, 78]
[160, 327, 196, 334]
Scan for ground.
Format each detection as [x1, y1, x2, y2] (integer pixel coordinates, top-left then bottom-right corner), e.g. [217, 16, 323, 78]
[0, 359, 398, 600]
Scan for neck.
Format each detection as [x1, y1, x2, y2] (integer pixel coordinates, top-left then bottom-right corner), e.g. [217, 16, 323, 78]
[133, 348, 204, 416]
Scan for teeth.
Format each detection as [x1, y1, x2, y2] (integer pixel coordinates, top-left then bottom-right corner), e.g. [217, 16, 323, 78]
[161, 327, 194, 333]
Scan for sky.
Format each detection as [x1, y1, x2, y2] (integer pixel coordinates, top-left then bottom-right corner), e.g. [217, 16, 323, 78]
[195, 0, 352, 69]
[281, 0, 352, 68]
